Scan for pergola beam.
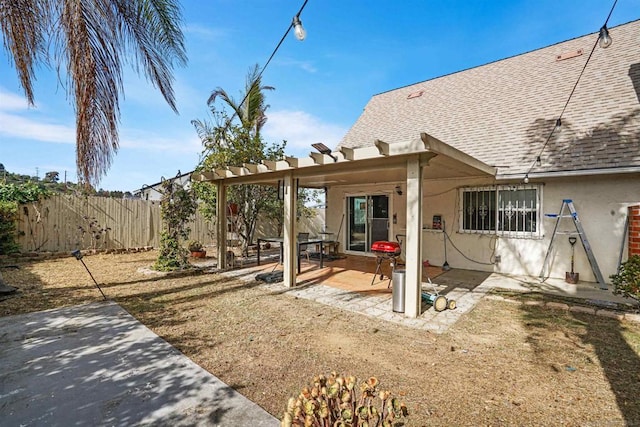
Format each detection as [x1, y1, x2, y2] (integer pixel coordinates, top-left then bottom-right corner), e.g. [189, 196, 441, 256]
[243, 163, 266, 174]
[215, 168, 230, 178]
[309, 152, 327, 164]
[421, 133, 496, 176]
[285, 156, 299, 168]
[374, 139, 390, 156]
[227, 165, 248, 176]
[339, 147, 355, 160]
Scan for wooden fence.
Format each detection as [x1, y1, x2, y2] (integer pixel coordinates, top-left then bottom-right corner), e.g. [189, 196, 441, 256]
[14, 195, 324, 254]
[16, 195, 215, 253]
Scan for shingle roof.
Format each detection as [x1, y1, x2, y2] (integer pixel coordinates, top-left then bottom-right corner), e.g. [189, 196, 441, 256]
[338, 20, 640, 178]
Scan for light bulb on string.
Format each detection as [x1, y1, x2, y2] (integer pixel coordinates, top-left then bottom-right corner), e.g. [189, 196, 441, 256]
[599, 25, 612, 48]
[293, 15, 306, 41]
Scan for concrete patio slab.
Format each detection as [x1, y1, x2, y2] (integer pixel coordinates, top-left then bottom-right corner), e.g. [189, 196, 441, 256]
[0, 301, 278, 427]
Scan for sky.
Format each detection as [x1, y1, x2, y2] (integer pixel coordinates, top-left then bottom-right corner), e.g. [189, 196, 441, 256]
[1, 0, 639, 191]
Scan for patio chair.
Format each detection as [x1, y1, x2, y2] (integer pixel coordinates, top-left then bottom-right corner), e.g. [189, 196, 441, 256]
[297, 232, 311, 262]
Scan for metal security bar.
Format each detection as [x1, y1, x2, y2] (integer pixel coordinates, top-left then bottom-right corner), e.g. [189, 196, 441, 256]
[462, 188, 495, 232]
[497, 187, 538, 238]
[460, 185, 540, 238]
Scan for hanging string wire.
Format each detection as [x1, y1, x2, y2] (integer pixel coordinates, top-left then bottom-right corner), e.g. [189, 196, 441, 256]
[523, 0, 618, 182]
[198, 0, 310, 164]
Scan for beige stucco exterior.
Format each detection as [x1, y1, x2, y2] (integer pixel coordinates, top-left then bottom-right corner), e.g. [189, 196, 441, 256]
[325, 173, 639, 285]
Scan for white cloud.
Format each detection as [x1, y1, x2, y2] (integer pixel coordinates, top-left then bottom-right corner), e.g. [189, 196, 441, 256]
[0, 86, 75, 144]
[276, 57, 317, 73]
[184, 23, 229, 41]
[120, 128, 202, 154]
[262, 110, 347, 156]
[0, 88, 31, 111]
[0, 112, 75, 144]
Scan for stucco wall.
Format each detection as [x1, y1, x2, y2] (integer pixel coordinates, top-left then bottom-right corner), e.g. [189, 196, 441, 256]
[326, 173, 639, 285]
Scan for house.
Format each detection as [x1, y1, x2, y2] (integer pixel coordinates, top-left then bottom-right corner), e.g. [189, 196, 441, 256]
[133, 170, 193, 201]
[194, 19, 640, 318]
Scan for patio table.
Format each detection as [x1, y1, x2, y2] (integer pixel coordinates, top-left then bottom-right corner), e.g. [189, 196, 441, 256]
[257, 236, 333, 270]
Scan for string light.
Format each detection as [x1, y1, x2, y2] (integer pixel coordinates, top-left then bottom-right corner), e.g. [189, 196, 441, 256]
[522, 0, 618, 184]
[293, 15, 307, 41]
[198, 0, 310, 162]
[598, 25, 612, 48]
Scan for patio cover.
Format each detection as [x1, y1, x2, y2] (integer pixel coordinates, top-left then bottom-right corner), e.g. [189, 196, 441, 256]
[192, 132, 496, 318]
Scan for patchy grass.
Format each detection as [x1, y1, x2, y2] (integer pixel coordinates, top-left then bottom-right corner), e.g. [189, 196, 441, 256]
[2, 251, 640, 425]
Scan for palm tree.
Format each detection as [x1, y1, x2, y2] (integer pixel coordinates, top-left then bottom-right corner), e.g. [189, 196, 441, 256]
[206, 64, 274, 137]
[0, 0, 187, 186]
[191, 65, 280, 253]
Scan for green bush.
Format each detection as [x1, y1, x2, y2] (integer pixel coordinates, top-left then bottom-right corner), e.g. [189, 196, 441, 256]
[154, 231, 190, 271]
[0, 181, 51, 254]
[611, 255, 640, 301]
[153, 179, 197, 271]
[0, 201, 20, 254]
[187, 240, 203, 252]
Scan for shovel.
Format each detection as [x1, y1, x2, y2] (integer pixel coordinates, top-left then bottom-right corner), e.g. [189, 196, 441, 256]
[565, 236, 579, 284]
[442, 219, 451, 271]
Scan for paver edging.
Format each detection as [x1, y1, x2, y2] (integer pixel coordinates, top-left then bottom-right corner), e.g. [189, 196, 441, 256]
[484, 294, 640, 324]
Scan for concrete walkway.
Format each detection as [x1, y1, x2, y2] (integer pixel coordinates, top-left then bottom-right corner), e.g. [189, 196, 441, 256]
[0, 301, 278, 427]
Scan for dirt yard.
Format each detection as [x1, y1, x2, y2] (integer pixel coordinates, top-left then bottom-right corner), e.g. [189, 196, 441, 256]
[2, 251, 640, 426]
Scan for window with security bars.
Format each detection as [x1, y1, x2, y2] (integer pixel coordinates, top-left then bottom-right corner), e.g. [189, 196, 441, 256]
[497, 188, 538, 235]
[462, 189, 495, 232]
[461, 185, 540, 237]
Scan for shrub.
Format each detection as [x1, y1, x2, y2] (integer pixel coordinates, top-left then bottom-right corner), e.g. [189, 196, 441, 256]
[153, 179, 197, 271]
[611, 255, 640, 301]
[0, 181, 50, 254]
[154, 231, 190, 271]
[0, 201, 20, 254]
[281, 373, 408, 427]
[187, 240, 203, 252]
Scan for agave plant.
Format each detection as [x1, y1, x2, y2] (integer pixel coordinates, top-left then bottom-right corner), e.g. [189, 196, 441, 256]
[281, 372, 408, 427]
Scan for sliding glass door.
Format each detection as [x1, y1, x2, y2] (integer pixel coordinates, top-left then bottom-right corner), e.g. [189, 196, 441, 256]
[347, 195, 389, 253]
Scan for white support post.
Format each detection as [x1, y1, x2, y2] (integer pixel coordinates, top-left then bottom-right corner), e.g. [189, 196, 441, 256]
[404, 156, 423, 318]
[283, 172, 297, 287]
[216, 181, 227, 269]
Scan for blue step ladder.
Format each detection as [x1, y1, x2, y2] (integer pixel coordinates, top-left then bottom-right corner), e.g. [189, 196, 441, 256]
[539, 199, 607, 290]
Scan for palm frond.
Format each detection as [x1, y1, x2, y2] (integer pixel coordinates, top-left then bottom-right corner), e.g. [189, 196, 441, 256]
[207, 88, 245, 123]
[1, 0, 186, 186]
[115, 0, 187, 113]
[0, 0, 49, 105]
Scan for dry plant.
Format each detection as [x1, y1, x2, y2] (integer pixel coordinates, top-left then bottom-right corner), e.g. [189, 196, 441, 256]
[282, 373, 408, 427]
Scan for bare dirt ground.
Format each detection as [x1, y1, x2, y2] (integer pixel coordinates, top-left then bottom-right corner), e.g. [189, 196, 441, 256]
[2, 251, 640, 426]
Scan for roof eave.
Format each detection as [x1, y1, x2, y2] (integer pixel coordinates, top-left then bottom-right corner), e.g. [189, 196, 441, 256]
[497, 166, 640, 181]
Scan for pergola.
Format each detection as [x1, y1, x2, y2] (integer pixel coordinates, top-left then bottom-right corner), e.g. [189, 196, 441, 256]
[192, 132, 496, 318]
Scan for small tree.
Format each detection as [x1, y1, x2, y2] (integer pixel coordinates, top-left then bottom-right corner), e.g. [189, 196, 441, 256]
[153, 179, 197, 271]
[193, 111, 286, 253]
[44, 171, 60, 183]
[611, 255, 640, 302]
[193, 65, 321, 251]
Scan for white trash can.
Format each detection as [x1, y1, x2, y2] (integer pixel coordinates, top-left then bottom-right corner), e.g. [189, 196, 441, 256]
[392, 269, 406, 313]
